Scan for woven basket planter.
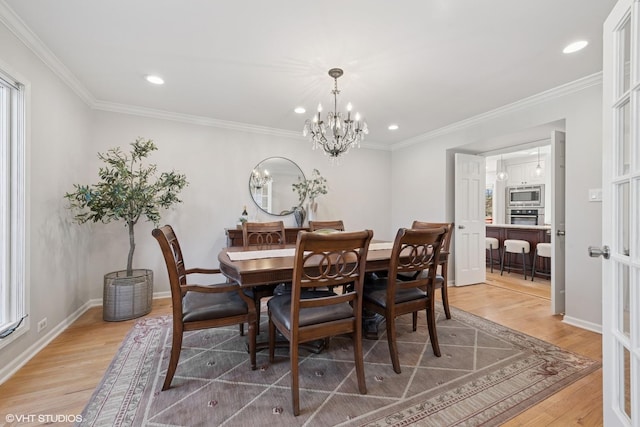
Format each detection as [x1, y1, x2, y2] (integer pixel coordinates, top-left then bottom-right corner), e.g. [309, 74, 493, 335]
[103, 269, 153, 321]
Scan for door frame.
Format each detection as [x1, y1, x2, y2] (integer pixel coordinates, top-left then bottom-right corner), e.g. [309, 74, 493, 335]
[550, 130, 566, 315]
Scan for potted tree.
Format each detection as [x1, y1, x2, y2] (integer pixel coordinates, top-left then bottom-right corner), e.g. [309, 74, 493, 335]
[65, 137, 188, 321]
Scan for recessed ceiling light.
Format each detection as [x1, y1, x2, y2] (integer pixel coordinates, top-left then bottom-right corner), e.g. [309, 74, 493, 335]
[294, 107, 306, 114]
[563, 40, 588, 54]
[388, 124, 399, 130]
[145, 75, 164, 85]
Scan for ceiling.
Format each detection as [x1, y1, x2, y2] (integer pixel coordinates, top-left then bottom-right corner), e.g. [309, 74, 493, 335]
[2, 0, 617, 149]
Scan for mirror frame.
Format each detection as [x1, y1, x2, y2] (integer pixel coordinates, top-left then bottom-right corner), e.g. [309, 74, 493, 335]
[248, 157, 305, 216]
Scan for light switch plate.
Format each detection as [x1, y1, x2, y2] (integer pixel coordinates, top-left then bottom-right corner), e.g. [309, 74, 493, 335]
[589, 188, 602, 202]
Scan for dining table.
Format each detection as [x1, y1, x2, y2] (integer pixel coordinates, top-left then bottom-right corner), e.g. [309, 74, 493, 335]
[217, 240, 396, 340]
[218, 241, 392, 285]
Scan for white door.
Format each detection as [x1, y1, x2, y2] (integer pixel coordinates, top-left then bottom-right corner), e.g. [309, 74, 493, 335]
[599, 1, 639, 425]
[550, 130, 566, 315]
[454, 153, 486, 286]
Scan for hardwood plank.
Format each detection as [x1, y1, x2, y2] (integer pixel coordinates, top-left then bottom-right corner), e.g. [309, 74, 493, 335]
[0, 280, 602, 426]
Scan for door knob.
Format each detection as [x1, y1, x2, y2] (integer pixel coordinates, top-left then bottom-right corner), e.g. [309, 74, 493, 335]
[588, 245, 610, 259]
[458, 225, 465, 229]
[557, 230, 565, 236]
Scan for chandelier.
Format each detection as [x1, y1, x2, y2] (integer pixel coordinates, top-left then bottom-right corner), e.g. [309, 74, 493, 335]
[250, 169, 271, 189]
[303, 68, 368, 161]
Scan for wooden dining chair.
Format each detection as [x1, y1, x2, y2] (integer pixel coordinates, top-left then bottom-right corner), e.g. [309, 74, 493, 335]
[308, 220, 345, 232]
[363, 227, 446, 374]
[152, 225, 257, 391]
[242, 220, 287, 249]
[411, 221, 454, 319]
[240, 221, 287, 335]
[268, 229, 373, 416]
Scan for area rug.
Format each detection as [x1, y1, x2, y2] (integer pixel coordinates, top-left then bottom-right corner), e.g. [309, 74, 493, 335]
[79, 307, 599, 426]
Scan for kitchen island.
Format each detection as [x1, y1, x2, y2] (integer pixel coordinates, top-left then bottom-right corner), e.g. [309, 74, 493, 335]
[486, 224, 551, 278]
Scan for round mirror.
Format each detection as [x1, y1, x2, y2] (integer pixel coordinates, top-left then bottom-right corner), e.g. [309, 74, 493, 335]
[249, 157, 305, 216]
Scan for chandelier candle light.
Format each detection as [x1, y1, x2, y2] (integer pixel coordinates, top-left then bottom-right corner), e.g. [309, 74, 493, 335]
[303, 68, 368, 162]
[250, 169, 271, 189]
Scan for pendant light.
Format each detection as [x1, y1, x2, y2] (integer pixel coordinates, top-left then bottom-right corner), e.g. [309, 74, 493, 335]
[535, 147, 543, 176]
[496, 154, 508, 181]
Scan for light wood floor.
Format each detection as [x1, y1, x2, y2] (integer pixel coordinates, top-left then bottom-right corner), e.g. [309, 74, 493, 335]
[0, 271, 602, 426]
[485, 268, 552, 300]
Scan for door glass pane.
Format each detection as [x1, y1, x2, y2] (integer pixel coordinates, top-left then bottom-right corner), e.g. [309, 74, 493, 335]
[636, 98, 640, 173]
[618, 182, 630, 256]
[485, 184, 493, 222]
[617, 100, 630, 175]
[622, 346, 631, 419]
[635, 179, 640, 261]
[622, 17, 631, 94]
[619, 264, 630, 337]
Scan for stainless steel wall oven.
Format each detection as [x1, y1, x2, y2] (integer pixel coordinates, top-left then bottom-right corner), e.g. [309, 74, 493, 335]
[507, 209, 545, 226]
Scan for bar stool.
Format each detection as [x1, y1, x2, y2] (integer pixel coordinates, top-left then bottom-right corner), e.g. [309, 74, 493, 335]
[486, 237, 501, 273]
[531, 243, 552, 281]
[501, 239, 530, 279]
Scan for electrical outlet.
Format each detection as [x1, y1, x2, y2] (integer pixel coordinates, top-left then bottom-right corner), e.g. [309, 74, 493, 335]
[37, 318, 47, 333]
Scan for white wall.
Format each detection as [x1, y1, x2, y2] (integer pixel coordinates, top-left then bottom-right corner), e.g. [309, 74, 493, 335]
[0, 22, 93, 365]
[391, 82, 603, 330]
[86, 111, 392, 299]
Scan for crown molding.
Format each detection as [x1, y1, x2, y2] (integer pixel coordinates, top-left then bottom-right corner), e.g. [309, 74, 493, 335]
[92, 100, 391, 150]
[391, 72, 603, 151]
[93, 100, 305, 140]
[0, 1, 95, 106]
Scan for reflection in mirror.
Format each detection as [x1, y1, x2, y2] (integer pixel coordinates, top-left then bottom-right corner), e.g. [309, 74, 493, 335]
[249, 157, 305, 216]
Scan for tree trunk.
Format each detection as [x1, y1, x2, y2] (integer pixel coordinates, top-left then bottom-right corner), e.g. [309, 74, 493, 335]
[127, 220, 135, 276]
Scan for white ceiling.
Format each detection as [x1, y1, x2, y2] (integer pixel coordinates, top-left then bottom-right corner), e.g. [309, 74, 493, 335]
[2, 0, 617, 149]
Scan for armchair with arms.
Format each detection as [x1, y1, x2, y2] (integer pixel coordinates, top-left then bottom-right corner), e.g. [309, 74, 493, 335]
[152, 225, 257, 391]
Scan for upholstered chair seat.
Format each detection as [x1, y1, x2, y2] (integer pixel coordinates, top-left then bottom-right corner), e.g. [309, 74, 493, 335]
[268, 290, 352, 329]
[364, 279, 427, 306]
[182, 291, 249, 323]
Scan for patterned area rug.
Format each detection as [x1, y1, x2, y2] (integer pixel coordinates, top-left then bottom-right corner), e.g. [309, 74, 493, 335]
[79, 307, 599, 426]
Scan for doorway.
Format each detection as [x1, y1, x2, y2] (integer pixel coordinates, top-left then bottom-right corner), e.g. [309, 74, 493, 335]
[451, 123, 566, 312]
[483, 144, 552, 299]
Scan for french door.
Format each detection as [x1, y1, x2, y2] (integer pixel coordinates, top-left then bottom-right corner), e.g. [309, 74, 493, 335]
[600, 0, 640, 425]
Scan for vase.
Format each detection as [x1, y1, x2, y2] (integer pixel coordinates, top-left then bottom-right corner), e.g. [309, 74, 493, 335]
[307, 199, 318, 222]
[293, 205, 306, 228]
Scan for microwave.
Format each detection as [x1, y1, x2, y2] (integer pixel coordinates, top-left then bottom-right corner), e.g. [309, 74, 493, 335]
[506, 185, 544, 207]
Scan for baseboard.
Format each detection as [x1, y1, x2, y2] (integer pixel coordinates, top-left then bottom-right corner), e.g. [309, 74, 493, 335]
[153, 291, 171, 299]
[0, 300, 93, 385]
[451, 281, 481, 287]
[562, 315, 602, 334]
[0, 291, 171, 385]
